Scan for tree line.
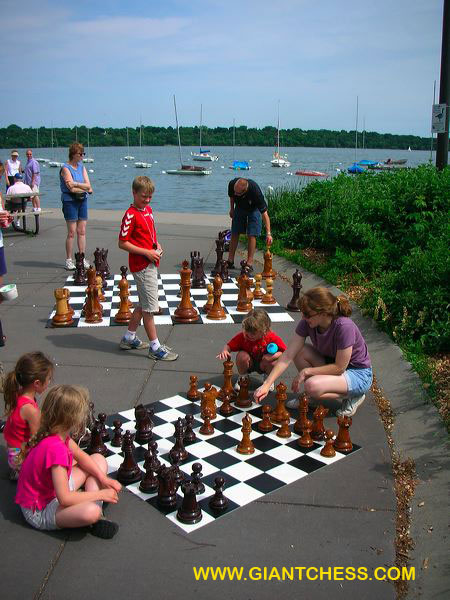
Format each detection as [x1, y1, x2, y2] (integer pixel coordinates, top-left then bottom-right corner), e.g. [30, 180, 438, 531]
[0, 123, 436, 151]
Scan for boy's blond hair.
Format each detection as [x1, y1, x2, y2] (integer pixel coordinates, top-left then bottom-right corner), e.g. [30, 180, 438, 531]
[242, 309, 271, 336]
[132, 175, 155, 195]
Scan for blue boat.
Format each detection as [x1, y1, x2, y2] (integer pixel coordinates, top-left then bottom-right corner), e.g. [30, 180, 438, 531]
[357, 160, 378, 166]
[229, 160, 250, 170]
[348, 163, 365, 174]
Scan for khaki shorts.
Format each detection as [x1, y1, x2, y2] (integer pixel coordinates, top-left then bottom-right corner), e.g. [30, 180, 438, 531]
[133, 263, 159, 313]
[31, 185, 40, 194]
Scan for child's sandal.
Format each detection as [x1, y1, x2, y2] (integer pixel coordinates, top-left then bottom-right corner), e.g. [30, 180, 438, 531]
[90, 518, 119, 539]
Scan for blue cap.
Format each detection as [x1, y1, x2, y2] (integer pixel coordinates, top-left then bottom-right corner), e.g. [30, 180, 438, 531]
[14, 172, 23, 179]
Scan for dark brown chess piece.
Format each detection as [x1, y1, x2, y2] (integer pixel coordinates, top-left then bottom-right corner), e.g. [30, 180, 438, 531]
[261, 277, 276, 305]
[134, 404, 154, 445]
[192, 255, 206, 288]
[320, 430, 336, 457]
[220, 392, 234, 417]
[287, 269, 302, 311]
[174, 260, 199, 323]
[209, 476, 229, 512]
[236, 273, 253, 312]
[172, 417, 188, 461]
[219, 259, 231, 284]
[276, 416, 292, 438]
[199, 407, 214, 435]
[169, 448, 184, 487]
[157, 466, 178, 510]
[312, 405, 328, 441]
[258, 404, 274, 432]
[218, 359, 236, 400]
[148, 440, 161, 471]
[74, 252, 87, 286]
[183, 414, 197, 444]
[114, 274, 132, 323]
[187, 375, 200, 400]
[261, 246, 276, 279]
[334, 416, 353, 453]
[202, 283, 214, 314]
[237, 413, 255, 454]
[176, 481, 202, 524]
[101, 248, 111, 280]
[298, 418, 314, 449]
[234, 376, 251, 408]
[293, 394, 309, 434]
[110, 420, 123, 447]
[139, 448, 159, 493]
[117, 431, 143, 484]
[190, 250, 199, 272]
[190, 462, 205, 494]
[206, 275, 226, 320]
[211, 236, 225, 277]
[97, 412, 110, 442]
[253, 273, 264, 300]
[52, 288, 74, 327]
[271, 382, 290, 424]
[86, 420, 108, 456]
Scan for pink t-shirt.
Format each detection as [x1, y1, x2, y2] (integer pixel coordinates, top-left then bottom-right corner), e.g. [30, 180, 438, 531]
[7, 182, 33, 195]
[15, 435, 73, 511]
[3, 395, 38, 448]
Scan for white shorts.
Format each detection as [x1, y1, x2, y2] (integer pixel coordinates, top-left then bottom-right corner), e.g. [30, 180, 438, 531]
[31, 185, 40, 194]
[21, 475, 75, 531]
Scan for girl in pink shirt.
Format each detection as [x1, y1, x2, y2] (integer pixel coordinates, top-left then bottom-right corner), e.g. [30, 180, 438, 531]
[15, 385, 121, 539]
[3, 352, 54, 478]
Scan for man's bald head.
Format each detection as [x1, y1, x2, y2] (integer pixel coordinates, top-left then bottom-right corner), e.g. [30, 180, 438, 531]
[234, 178, 249, 196]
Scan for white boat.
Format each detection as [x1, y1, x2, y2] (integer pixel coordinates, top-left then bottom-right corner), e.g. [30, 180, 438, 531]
[191, 104, 218, 161]
[134, 123, 151, 168]
[83, 128, 94, 163]
[48, 128, 63, 167]
[35, 158, 50, 164]
[124, 127, 135, 160]
[271, 102, 290, 167]
[166, 96, 211, 176]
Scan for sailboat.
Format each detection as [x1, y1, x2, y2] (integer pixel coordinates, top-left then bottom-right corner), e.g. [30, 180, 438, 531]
[229, 119, 250, 170]
[83, 128, 94, 163]
[135, 122, 151, 168]
[48, 127, 63, 167]
[166, 96, 211, 176]
[271, 102, 290, 167]
[123, 127, 135, 160]
[191, 105, 218, 161]
[35, 128, 49, 164]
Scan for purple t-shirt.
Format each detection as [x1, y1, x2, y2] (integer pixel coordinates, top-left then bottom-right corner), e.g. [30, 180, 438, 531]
[295, 316, 371, 369]
[24, 158, 40, 187]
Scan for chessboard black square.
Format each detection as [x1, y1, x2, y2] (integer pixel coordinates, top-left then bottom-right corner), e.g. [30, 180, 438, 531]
[207, 433, 239, 451]
[202, 470, 241, 490]
[174, 404, 202, 417]
[199, 496, 240, 519]
[205, 451, 241, 470]
[105, 413, 129, 427]
[286, 439, 322, 454]
[246, 453, 284, 472]
[252, 436, 280, 453]
[287, 454, 326, 474]
[213, 419, 241, 434]
[246, 473, 285, 494]
[147, 495, 180, 515]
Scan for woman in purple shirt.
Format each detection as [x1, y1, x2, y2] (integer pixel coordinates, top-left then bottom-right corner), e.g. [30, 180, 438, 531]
[254, 286, 373, 416]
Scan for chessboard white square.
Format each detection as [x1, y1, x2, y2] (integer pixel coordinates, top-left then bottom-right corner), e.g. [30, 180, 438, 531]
[222, 461, 263, 482]
[166, 510, 215, 533]
[266, 463, 308, 484]
[265, 444, 302, 463]
[106, 453, 123, 473]
[185, 440, 221, 459]
[160, 395, 191, 409]
[225, 482, 264, 506]
[224, 446, 262, 461]
[308, 446, 346, 465]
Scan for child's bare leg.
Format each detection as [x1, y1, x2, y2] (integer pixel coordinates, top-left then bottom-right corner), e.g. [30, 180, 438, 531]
[127, 306, 143, 334]
[142, 311, 157, 341]
[260, 352, 282, 374]
[236, 350, 252, 375]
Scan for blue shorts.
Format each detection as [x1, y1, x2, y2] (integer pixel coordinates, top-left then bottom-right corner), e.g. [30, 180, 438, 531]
[62, 197, 88, 222]
[231, 207, 262, 237]
[344, 367, 373, 397]
[0, 247, 6, 276]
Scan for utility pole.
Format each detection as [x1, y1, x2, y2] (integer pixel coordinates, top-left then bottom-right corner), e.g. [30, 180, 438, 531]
[436, 0, 449, 170]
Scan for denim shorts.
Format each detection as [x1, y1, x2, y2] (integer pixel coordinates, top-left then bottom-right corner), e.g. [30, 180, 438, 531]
[0, 247, 6, 276]
[231, 207, 262, 237]
[21, 475, 75, 531]
[62, 197, 88, 222]
[133, 263, 159, 313]
[344, 367, 373, 397]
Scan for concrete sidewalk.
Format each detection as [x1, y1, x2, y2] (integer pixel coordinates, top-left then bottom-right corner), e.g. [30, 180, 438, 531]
[0, 211, 447, 600]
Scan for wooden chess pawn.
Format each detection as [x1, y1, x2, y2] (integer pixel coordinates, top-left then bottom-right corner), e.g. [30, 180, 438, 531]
[220, 392, 234, 417]
[276, 416, 291, 438]
[202, 283, 214, 314]
[206, 275, 226, 320]
[234, 376, 251, 408]
[97, 412, 110, 442]
[209, 476, 229, 512]
[261, 278, 277, 305]
[117, 431, 143, 484]
[110, 420, 123, 447]
[253, 273, 264, 300]
[293, 394, 309, 434]
[183, 414, 197, 444]
[139, 448, 159, 493]
[190, 462, 205, 495]
[187, 375, 200, 400]
[236, 413, 255, 455]
[334, 416, 353, 453]
[311, 405, 328, 441]
[298, 418, 314, 448]
[52, 288, 74, 327]
[271, 382, 290, 423]
[199, 407, 214, 435]
[320, 430, 336, 458]
[258, 405, 274, 432]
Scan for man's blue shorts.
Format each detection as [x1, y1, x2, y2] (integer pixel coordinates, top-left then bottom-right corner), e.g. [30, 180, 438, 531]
[0, 247, 6, 276]
[231, 206, 262, 237]
[62, 197, 88, 222]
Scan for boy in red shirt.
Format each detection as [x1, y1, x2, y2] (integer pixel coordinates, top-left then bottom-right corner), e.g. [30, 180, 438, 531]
[217, 308, 286, 391]
[118, 176, 178, 361]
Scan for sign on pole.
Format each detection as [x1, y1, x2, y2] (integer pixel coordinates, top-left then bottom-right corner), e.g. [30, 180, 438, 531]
[432, 104, 447, 133]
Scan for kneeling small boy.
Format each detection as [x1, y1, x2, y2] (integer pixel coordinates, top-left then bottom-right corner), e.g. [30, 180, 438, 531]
[118, 176, 178, 361]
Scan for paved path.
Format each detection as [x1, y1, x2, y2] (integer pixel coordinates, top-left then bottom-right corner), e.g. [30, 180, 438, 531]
[0, 210, 447, 599]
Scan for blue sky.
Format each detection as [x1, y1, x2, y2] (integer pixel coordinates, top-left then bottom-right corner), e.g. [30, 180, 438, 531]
[1, 0, 443, 136]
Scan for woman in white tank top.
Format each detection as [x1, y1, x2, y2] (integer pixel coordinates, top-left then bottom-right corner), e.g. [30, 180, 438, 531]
[6, 151, 22, 189]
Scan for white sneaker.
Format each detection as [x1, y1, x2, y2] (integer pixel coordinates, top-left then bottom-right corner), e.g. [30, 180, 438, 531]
[336, 394, 366, 417]
[234, 375, 249, 392]
[32, 207, 42, 213]
[262, 374, 275, 392]
[65, 258, 76, 271]
[83, 258, 90, 269]
[14, 218, 20, 227]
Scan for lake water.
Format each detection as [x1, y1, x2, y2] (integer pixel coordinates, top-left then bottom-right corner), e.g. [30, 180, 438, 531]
[22, 145, 433, 215]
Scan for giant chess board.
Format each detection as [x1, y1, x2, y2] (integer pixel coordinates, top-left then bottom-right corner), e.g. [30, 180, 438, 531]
[103, 393, 361, 533]
[47, 273, 295, 327]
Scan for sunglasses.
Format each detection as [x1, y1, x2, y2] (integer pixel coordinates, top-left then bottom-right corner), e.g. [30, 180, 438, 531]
[303, 310, 321, 319]
[76, 152, 86, 156]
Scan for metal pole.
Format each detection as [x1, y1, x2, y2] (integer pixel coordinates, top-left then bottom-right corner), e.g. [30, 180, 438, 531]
[436, 0, 449, 170]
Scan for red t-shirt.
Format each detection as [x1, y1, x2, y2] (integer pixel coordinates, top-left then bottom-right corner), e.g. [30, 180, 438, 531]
[3, 395, 39, 448]
[227, 331, 286, 360]
[119, 204, 159, 273]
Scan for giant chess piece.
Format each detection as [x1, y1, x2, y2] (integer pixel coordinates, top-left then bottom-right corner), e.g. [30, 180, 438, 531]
[120, 265, 133, 309]
[252, 273, 264, 300]
[171, 417, 188, 461]
[211, 236, 225, 277]
[190, 250, 200, 273]
[52, 288, 74, 327]
[134, 404, 154, 445]
[234, 376, 251, 408]
[219, 259, 231, 284]
[192, 255, 206, 288]
[276, 415, 292, 438]
[117, 431, 143, 484]
[157, 466, 178, 510]
[95, 274, 105, 304]
[261, 246, 276, 279]
[236, 413, 255, 454]
[320, 430, 336, 458]
[139, 448, 159, 493]
[183, 414, 197, 444]
[190, 462, 205, 494]
[114, 274, 132, 323]
[97, 412, 110, 442]
[334, 416, 353, 453]
[271, 382, 290, 424]
[287, 269, 302, 312]
[219, 392, 234, 417]
[177, 481, 202, 524]
[199, 407, 214, 435]
[236, 273, 253, 312]
[74, 252, 87, 286]
[258, 405, 274, 432]
[209, 476, 229, 512]
[294, 394, 309, 434]
[174, 260, 200, 323]
[84, 285, 103, 323]
[201, 382, 217, 419]
[101, 248, 111, 280]
[169, 448, 184, 488]
[93, 247, 107, 288]
[261, 277, 276, 305]
[202, 283, 214, 314]
[187, 375, 201, 400]
[86, 420, 108, 456]
[218, 359, 236, 400]
[298, 418, 314, 449]
[110, 420, 124, 448]
[206, 275, 226, 320]
[312, 405, 328, 441]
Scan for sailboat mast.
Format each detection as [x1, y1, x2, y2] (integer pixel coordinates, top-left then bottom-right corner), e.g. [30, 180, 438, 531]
[277, 100, 281, 156]
[36, 128, 39, 149]
[232, 118, 235, 162]
[199, 104, 203, 151]
[355, 96, 359, 163]
[127, 127, 130, 155]
[173, 95, 183, 166]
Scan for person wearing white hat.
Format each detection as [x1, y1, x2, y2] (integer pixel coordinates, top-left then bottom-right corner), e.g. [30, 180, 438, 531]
[5, 151, 22, 190]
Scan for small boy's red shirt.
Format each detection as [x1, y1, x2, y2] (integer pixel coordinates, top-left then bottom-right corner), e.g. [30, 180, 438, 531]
[227, 331, 286, 360]
[119, 204, 159, 272]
